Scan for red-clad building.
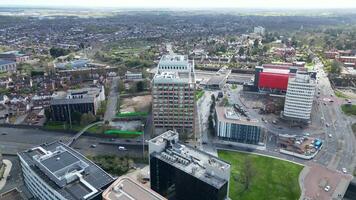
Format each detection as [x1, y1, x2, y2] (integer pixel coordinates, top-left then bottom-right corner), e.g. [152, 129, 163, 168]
[258, 72, 289, 91]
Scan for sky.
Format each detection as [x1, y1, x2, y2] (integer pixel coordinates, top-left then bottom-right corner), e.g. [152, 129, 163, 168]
[1, 0, 356, 9]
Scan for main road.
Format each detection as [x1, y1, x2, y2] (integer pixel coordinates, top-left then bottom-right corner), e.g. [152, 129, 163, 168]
[312, 57, 356, 172]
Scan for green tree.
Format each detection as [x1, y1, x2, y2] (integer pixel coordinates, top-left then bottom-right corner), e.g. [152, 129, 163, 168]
[330, 60, 342, 74]
[136, 81, 146, 92]
[71, 111, 82, 124]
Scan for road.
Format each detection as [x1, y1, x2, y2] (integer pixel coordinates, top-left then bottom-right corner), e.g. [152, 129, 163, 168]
[104, 76, 120, 122]
[312, 57, 356, 173]
[0, 127, 145, 157]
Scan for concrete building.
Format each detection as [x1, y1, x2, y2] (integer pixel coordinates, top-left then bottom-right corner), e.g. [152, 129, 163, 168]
[102, 176, 166, 200]
[152, 55, 196, 134]
[125, 71, 143, 81]
[50, 86, 105, 121]
[149, 131, 231, 200]
[215, 106, 264, 145]
[283, 73, 316, 122]
[0, 59, 16, 72]
[18, 141, 115, 200]
[0, 51, 29, 63]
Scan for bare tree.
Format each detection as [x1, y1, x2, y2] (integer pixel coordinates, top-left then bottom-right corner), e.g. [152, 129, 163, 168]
[240, 157, 256, 191]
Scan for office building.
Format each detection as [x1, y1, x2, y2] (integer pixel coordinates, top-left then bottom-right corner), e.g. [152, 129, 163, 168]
[152, 55, 196, 134]
[283, 73, 316, 121]
[215, 106, 264, 145]
[102, 176, 166, 200]
[18, 141, 115, 200]
[50, 86, 105, 121]
[149, 131, 231, 200]
[0, 59, 16, 72]
[0, 51, 29, 63]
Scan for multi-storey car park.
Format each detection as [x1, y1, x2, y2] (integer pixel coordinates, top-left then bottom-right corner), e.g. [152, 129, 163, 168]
[18, 141, 115, 200]
[152, 55, 196, 135]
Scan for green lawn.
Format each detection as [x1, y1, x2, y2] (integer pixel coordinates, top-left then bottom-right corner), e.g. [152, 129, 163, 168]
[341, 104, 356, 116]
[195, 90, 205, 101]
[218, 150, 303, 200]
[116, 112, 148, 118]
[335, 90, 349, 99]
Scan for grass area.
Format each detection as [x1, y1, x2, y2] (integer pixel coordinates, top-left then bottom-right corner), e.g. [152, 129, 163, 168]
[335, 90, 350, 99]
[341, 104, 356, 116]
[218, 150, 303, 200]
[195, 89, 205, 101]
[116, 112, 148, 118]
[87, 155, 133, 176]
[305, 63, 314, 71]
[104, 130, 143, 138]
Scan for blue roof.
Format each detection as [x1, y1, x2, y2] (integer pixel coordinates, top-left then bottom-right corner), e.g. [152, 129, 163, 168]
[0, 59, 15, 65]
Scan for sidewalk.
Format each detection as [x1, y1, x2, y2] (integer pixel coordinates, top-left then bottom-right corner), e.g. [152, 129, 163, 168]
[299, 165, 310, 200]
[0, 160, 13, 191]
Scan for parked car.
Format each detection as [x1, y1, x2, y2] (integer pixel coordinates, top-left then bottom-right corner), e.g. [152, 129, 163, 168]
[324, 185, 331, 192]
[118, 146, 127, 151]
[342, 168, 347, 174]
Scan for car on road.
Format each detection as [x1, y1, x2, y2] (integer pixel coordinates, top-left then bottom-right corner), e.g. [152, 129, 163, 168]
[304, 133, 310, 136]
[1, 132, 7, 135]
[323, 102, 327, 105]
[90, 144, 97, 148]
[328, 134, 332, 138]
[278, 126, 283, 129]
[324, 185, 331, 192]
[118, 146, 127, 151]
[342, 168, 347, 174]
[326, 123, 330, 127]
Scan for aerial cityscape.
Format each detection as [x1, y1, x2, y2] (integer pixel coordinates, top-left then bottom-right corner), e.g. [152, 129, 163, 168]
[0, 0, 356, 200]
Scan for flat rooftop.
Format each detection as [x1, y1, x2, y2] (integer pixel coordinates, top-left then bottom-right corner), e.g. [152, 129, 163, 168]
[18, 141, 114, 200]
[102, 176, 166, 200]
[215, 106, 260, 126]
[149, 131, 230, 189]
[51, 86, 103, 104]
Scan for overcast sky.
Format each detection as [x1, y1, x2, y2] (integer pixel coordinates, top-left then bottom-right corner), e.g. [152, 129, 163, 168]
[2, 0, 356, 9]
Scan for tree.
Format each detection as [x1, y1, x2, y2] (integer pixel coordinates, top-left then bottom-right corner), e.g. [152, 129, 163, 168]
[71, 111, 82, 124]
[330, 60, 342, 74]
[238, 47, 245, 56]
[80, 112, 96, 126]
[239, 157, 256, 191]
[49, 47, 70, 58]
[136, 81, 146, 92]
[253, 39, 259, 48]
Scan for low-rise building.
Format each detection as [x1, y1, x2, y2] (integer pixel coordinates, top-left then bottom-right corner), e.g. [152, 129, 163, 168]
[18, 141, 115, 200]
[125, 71, 143, 81]
[102, 176, 166, 200]
[0, 51, 29, 63]
[215, 106, 265, 145]
[149, 130, 231, 200]
[50, 86, 105, 121]
[0, 59, 16, 72]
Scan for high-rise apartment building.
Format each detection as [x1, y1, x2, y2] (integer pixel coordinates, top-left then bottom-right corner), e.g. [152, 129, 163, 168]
[149, 131, 231, 200]
[152, 55, 196, 134]
[283, 73, 316, 121]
